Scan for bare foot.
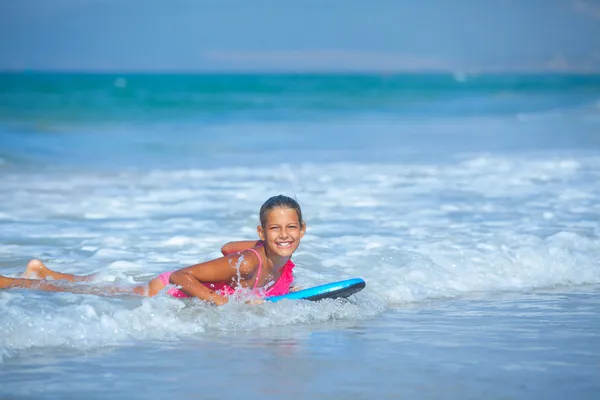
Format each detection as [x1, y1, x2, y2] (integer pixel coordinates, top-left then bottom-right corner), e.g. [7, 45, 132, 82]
[23, 259, 95, 283]
[23, 259, 51, 279]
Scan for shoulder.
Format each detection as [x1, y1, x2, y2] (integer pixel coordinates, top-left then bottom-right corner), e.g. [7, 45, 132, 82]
[227, 248, 262, 275]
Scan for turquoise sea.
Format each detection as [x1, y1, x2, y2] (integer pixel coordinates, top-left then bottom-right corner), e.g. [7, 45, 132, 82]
[1, 73, 600, 399]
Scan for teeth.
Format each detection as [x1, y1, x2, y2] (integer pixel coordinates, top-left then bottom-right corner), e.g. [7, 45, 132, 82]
[277, 242, 292, 247]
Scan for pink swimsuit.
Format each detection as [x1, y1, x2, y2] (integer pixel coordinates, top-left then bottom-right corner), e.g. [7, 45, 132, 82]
[157, 248, 295, 299]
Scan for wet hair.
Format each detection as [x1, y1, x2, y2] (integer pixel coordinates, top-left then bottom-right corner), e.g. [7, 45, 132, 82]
[259, 195, 303, 227]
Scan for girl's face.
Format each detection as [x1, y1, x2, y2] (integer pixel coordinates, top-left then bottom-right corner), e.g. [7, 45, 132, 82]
[257, 207, 305, 258]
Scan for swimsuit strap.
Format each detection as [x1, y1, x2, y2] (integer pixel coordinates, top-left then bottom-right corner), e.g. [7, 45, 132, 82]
[245, 248, 262, 290]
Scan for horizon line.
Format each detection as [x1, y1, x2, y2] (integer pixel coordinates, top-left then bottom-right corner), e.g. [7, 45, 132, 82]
[1, 67, 600, 76]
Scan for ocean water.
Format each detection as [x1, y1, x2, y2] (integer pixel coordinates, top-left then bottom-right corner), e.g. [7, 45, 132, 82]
[0, 73, 599, 399]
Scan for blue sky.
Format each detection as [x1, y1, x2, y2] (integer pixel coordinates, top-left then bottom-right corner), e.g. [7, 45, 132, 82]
[1, 0, 599, 72]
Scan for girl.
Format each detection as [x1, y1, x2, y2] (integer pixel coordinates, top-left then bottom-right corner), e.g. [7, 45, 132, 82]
[0, 195, 306, 306]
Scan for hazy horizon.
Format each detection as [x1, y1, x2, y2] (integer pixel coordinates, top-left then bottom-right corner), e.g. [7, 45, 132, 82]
[1, 0, 600, 73]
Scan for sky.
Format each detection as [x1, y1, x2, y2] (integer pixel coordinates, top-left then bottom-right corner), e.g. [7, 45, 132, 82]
[1, 0, 599, 72]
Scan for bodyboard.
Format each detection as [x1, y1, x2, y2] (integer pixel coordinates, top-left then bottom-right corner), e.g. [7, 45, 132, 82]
[266, 278, 366, 302]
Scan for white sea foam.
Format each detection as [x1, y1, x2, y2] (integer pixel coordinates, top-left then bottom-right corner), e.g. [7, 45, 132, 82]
[0, 288, 381, 362]
[1, 153, 599, 360]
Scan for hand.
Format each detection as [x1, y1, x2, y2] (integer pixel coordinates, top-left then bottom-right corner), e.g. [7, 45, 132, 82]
[212, 295, 229, 306]
[289, 286, 302, 292]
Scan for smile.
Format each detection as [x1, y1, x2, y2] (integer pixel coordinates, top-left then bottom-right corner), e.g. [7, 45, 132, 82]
[276, 241, 293, 248]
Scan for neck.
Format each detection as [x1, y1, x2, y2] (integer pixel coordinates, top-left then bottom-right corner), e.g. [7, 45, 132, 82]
[263, 247, 290, 270]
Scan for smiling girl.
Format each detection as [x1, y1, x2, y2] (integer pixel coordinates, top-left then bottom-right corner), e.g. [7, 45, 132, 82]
[0, 195, 305, 305]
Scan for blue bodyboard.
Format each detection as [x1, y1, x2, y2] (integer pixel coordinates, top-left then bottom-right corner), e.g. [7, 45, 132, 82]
[266, 278, 366, 302]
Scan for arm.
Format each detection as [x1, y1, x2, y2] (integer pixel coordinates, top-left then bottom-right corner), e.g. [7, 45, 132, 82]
[169, 251, 259, 305]
[221, 240, 262, 255]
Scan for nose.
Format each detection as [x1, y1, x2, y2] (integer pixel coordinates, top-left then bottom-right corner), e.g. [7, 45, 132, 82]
[279, 229, 290, 239]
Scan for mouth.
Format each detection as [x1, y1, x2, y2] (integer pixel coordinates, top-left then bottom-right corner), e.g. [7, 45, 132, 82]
[276, 241, 293, 248]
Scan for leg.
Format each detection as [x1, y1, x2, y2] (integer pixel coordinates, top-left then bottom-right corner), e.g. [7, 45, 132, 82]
[0, 274, 79, 292]
[23, 259, 95, 282]
[0, 274, 150, 297]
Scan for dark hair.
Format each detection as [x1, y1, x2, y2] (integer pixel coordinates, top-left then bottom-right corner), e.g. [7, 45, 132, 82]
[259, 195, 303, 227]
